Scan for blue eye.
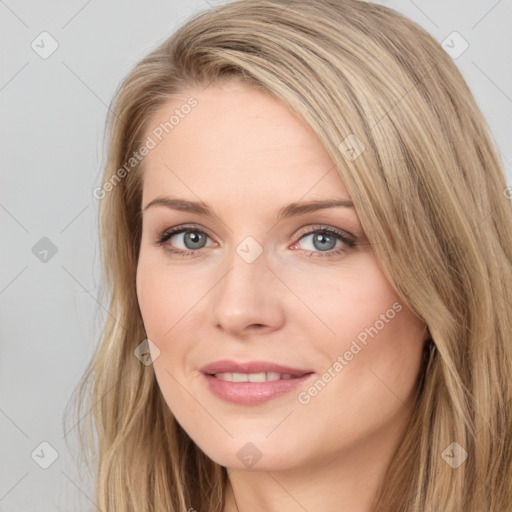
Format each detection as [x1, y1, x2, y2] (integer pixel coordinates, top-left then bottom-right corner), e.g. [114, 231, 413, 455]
[155, 225, 213, 257]
[293, 226, 356, 259]
[155, 224, 356, 259]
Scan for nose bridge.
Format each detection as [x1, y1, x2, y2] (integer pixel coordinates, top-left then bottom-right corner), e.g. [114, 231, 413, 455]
[209, 237, 285, 335]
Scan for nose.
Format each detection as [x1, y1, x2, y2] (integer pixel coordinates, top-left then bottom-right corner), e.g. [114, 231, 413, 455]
[209, 245, 286, 338]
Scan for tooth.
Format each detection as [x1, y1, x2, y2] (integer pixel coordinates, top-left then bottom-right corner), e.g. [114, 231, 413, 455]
[214, 372, 299, 382]
[215, 372, 233, 381]
[248, 372, 267, 382]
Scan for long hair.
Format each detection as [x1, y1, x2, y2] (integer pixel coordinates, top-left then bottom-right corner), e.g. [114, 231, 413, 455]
[66, 0, 512, 510]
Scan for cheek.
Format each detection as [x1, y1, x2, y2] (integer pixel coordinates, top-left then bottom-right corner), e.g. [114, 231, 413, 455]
[136, 263, 166, 339]
[289, 256, 404, 344]
[136, 257, 195, 407]
[136, 254, 197, 340]
[295, 258, 426, 412]
[328, 268, 425, 392]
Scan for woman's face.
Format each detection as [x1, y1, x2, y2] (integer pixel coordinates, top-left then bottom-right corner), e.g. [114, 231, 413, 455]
[136, 80, 427, 472]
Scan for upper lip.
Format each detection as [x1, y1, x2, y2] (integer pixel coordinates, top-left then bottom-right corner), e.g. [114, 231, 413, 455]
[200, 359, 314, 377]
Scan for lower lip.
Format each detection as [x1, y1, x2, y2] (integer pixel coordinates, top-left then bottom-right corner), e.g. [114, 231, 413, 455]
[202, 373, 314, 405]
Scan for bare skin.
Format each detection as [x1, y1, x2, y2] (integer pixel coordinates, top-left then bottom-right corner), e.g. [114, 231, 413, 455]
[136, 80, 427, 512]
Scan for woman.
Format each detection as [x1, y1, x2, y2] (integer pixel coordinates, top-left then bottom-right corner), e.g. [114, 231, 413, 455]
[69, 0, 512, 510]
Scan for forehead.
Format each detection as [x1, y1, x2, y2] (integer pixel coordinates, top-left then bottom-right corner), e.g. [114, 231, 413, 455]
[141, 81, 349, 204]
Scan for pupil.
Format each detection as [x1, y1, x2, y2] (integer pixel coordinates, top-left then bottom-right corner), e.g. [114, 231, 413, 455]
[314, 233, 335, 251]
[184, 231, 206, 250]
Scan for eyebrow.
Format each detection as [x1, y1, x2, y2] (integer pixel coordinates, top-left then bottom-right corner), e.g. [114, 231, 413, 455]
[143, 197, 354, 222]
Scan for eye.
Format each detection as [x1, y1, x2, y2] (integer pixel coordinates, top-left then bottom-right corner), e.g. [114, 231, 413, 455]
[291, 225, 356, 259]
[154, 223, 357, 259]
[155, 224, 215, 257]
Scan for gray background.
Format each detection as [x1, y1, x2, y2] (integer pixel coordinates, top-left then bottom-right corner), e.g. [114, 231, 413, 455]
[1, 0, 511, 510]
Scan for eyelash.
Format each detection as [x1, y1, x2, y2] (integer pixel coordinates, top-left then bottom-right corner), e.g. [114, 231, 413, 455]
[154, 223, 357, 259]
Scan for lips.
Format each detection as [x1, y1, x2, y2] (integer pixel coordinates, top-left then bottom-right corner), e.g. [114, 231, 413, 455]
[199, 359, 315, 405]
[199, 359, 313, 377]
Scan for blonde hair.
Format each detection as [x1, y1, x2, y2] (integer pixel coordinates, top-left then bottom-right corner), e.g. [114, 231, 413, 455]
[66, 0, 512, 510]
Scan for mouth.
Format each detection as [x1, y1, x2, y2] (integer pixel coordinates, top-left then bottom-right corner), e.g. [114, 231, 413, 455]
[199, 360, 315, 405]
[210, 371, 302, 382]
[199, 359, 313, 377]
